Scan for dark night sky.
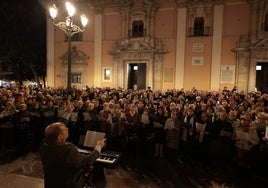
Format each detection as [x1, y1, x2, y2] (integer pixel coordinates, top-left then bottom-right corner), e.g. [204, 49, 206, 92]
[0, 0, 47, 80]
[0, 0, 46, 48]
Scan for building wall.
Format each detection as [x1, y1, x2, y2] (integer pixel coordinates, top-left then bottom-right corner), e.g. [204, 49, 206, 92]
[46, 0, 263, 91]
[220, 1, 250, 90]
[184, 37, 212, 90]
[155, 5, 177, 90]
[102, 8, 122, 88]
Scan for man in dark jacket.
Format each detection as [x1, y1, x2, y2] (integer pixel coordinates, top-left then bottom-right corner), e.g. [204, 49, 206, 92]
[40, 122, 106, 188]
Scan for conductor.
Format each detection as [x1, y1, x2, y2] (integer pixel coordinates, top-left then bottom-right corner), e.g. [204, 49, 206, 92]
[40, 122, 106, 188]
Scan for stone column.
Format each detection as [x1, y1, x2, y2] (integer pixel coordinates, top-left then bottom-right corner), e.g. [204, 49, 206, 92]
[148, 59, 153, 89]
[112, 59, 118, 88]
[248, 57, 257, 92]
[94, 11, 103, 87]
[146, 9, 150, 36]
[150, 10, 156, 37]
[126, 10, 130, 38]
[236, 52, 250, 92]
[248, 0, 259, 41]
[175, 7, 186, 89]
[153, 54, 163, 90]
[210, 4, 223, 90]
[46, 15, 55, 88]
[122, 11, 126, 38]
[118, 60, 124, 88]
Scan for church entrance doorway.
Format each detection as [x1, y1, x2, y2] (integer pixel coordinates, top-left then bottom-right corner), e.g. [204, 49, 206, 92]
[127, 63, 146, 90]
[256, 62, 268, 93]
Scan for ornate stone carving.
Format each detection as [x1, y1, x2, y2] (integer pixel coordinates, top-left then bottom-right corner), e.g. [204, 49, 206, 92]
[115, 37, 165, 52]
[105, 0, 167, 90]
[60, 46, 89, 65]
[233, 0, 268, 92]
[252, 38, 268, 48]
[186, 0, 222, 6]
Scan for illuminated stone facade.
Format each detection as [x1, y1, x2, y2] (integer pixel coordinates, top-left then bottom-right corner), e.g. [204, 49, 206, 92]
[41, 0, 268, 91]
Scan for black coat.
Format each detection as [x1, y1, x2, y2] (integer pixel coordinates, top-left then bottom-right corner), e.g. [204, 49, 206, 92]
[40, 141, 99, 188]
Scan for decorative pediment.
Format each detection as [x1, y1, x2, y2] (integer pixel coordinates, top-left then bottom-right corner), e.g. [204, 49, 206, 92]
[114, 37, 166, 52]
[60, 46, 89, 65]
[252, 38, 268, 48]
[130, 11, 146, 18]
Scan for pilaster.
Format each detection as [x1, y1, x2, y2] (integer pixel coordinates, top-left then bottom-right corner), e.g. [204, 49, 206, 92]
[175, 7, 186, 89]
[46, 15, 55, 88]
[94, 11, 103, 87]
[210, 4, 223, 90]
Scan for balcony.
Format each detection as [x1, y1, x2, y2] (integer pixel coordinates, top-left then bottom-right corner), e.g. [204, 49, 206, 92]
[188, 26, 210, 37]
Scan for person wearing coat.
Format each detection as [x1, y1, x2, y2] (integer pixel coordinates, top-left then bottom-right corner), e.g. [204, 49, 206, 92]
[40, 122, 106, 188]
[234, 115, 259, 166]
[164, 109, 182, 162]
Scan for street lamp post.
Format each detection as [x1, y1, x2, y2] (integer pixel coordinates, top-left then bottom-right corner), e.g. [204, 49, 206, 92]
[49, 2, 88, 90]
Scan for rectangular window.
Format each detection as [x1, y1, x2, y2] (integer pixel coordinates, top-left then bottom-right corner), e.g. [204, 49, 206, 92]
[103, 67, 112, 82]
[72, 73, 81, 83]
[132, 20, 144, 38]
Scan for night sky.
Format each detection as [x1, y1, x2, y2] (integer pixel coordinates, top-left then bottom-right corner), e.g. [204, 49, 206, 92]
[0, 0, 47, 81]
[0, 0, 46, 48]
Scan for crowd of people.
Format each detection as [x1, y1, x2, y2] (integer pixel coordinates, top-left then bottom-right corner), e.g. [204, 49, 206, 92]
[0, 85, 268, 173]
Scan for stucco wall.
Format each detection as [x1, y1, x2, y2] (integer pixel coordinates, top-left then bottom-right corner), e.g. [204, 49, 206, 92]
[49, 0, 256, 91]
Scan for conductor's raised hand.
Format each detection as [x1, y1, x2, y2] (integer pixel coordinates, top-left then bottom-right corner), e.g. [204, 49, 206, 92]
[97, 139, 106, 148]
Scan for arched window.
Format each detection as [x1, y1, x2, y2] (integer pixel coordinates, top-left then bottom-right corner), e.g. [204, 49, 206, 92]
[264, 12, 268, 32]
[194, 17, 204, 36]
[132, 20, 144, 38]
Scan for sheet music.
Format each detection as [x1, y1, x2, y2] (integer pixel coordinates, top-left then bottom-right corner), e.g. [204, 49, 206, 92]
[77, 148, 90, 154]
[70, 112, 78, 122]
[83, 131, 106, 148]
[165, 119, 174, 130]
[83, 112, 91, 121]
[153, 122, 162, 128]
[196, 123, 206, 132]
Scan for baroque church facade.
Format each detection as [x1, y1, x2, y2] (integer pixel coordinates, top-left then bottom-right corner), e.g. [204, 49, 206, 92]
[41, 0, 268, 92]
